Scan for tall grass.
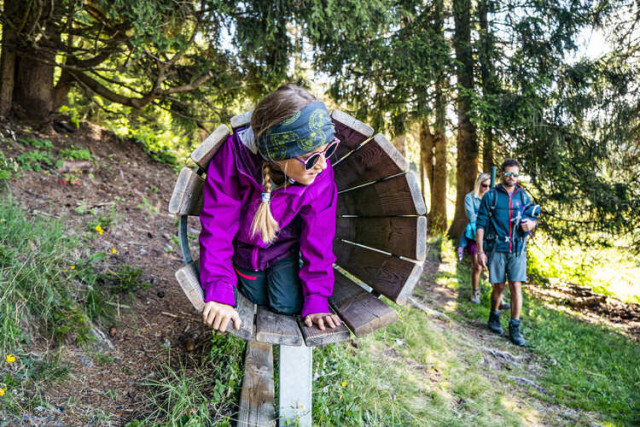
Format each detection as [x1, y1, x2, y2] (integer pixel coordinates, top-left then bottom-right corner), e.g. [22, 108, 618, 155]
[0, 198, 93, 352]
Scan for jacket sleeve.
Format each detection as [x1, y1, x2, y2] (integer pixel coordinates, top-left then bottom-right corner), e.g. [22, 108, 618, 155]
[476, 191, 491, 231]
[198, 136, 241, 307]
[464, 193, 477, 223]
[298, 165, 338, 318]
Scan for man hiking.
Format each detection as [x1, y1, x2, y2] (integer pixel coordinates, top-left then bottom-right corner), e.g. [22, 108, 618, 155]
[476, 159, 539, 346]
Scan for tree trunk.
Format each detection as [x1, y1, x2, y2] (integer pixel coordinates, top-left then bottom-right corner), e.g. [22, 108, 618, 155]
[392, 135, 406, 157]
[8, 1, 58, 123]
[449, 0, 479, 241]
[0, 1, 20, 117]
[13, 53, 55, 122]
[478, 0, 495, 172]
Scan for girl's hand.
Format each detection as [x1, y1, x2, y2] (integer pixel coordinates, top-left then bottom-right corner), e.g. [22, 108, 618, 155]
[203, 301, 241, 333]
[304, 312, 342, 331]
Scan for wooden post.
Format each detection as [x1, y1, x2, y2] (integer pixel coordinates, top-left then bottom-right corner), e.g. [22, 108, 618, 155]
[279, 345, 312, 426]
[238, 341, 275, 427]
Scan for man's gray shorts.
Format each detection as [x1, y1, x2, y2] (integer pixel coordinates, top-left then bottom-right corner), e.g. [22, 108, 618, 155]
[488, 251, 527, 284]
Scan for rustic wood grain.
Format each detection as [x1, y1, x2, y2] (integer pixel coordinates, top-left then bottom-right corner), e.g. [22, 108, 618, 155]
[333, 133, 408, 191]
[336, 216, 427, 261]
[174, 262, 254, 340]
[297, 317, 351, 346]
[331, 110, 374, 161]
[231, 111, 253, 129]
[168, 167, 204, 216]
[333, 240, 423, 305]
[255, 307, 303, 346]
[238, 341, 275, 427]
[337, 171, 427, 217]
[191, 124, 230, 171]
[331, 270, 399, 337]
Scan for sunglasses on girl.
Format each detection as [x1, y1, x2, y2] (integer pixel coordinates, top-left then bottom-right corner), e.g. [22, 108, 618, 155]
[481, 184, 490, 188]
[503, 172, 520, 178]
[295, 138, 340, 170]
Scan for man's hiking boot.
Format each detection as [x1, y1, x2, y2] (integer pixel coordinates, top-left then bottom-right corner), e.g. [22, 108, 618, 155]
[509, 318, 525, 346]
[499, 299, 511, 310]
[470, 289, 481, 305]
[487, 311, 503, 335]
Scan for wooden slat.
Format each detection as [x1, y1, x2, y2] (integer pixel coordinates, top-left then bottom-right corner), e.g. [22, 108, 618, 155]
[190, 124, 230, 171]
[331, 110, 374, 161]
[168, 167, 204, 216]
[333, 240, 422, 305]
[238, 341, 275, 427]
[336, 216, 427, 261]
[337, 172, 427, 217]
[255, 307, 303, 346]
[231, 111, 253, 129]
[174, 262, 254, 340]
[333, 133, 408, 191]
[331, 270, 399, 337]
[297, 318, 351, 346]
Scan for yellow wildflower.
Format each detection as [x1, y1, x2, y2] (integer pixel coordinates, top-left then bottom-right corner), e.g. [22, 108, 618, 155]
[111, 248, 118, 254]
[398, 313, 402, 319]
[0, 387, 6, 397]
[5, 354, 15, 363]
[341, 380, 347, 387]
[95, 225, 104, 235]
[300, 404, 305, 410]
[70, 265, 76, 270]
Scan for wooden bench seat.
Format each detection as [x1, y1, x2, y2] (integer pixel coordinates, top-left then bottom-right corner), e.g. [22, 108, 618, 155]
[169, 109, 427, 426]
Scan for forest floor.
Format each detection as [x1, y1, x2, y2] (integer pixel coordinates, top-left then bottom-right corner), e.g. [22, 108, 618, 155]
[0, 118, 638, 426]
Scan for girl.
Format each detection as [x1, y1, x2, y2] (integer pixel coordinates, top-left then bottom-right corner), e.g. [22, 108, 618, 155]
[199, 84, 342, 333]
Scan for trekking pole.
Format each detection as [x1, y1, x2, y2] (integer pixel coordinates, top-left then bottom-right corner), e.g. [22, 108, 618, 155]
[491, 166, 497, 187]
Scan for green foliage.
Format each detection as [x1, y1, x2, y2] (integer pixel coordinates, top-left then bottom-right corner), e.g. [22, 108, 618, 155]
[135, 335, 244, 425]
[18, 137, 53, 149]
[0, 150, 19, 180]
[59, 146, 92, 161]
[101, 265, 151, 295]
[15, 150, 55, 172]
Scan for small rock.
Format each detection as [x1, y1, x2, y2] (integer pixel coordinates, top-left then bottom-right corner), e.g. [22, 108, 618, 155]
[185, 338, 195, 352]
[157, 290, 165, 298]
[77, 355, 93, 368]
[109, 326, 117, 337]
[163, 339, 171, 348]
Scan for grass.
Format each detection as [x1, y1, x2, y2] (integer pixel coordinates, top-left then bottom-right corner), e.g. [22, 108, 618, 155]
[128, 334, 245, 426]
[0, 198, 155, 423]
[439, 235, 640, 425]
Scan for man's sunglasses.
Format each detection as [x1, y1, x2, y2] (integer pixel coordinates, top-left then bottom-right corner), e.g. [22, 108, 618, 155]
[295, 138, 340, 170]
[503, 172, 520, 178]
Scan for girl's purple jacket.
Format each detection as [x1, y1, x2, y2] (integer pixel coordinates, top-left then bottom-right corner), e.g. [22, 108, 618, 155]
[198, 131, 337, 318]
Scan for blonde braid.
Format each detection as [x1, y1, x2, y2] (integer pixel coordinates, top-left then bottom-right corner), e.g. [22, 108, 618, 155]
[250, 163, 280, 244]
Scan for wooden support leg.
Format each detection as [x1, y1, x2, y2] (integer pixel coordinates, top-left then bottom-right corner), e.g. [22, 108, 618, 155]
[239, 341, 275, 427]
[279, 344, 312, 426]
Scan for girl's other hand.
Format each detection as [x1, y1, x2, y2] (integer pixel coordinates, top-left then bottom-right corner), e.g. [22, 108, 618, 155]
[203, 301, 241, 333]
[304, 312, 342, 331]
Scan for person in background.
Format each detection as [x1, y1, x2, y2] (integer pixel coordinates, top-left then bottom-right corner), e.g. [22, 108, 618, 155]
[463, 173, 491, 304]
[476, 159, 538, 346]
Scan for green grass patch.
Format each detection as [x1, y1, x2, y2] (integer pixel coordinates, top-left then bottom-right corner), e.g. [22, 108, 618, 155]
[441, 235, 640, 424]
[130, 334, 245, 426]
[0, 198, 149, 419]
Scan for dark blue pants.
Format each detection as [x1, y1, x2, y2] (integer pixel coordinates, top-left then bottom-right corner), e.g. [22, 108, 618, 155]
[234, 256, 303, 315]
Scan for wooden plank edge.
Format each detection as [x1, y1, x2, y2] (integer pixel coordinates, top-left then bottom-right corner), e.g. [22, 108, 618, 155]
[394, 261, 424, 306]
[191, 124, 230, 171]
[231, 111, 253, 129]
[406, 171, 427, 215]
[168, 167, 193, 215]
[331, 109, 374, 137]
[296, 318, 351, 347]
[255, 307, 304, 346]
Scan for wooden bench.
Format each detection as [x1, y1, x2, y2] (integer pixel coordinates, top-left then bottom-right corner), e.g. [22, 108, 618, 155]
[169, 110, 427, 426]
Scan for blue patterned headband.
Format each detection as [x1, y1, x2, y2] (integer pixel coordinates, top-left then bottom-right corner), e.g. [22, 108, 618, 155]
[257, 101, 335, 162]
